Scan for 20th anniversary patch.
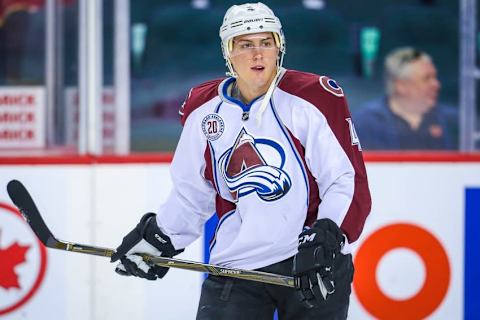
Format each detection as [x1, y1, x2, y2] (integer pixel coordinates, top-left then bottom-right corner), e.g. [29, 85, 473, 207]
[202, 114, 225, 141]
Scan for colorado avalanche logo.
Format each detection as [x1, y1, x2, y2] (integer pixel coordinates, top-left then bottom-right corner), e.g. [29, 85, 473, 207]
[319, 76, 344, 97]
[218, 128, 292, 202]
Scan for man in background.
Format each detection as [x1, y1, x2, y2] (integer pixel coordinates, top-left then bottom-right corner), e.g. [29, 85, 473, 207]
[353, 47, 458, 150]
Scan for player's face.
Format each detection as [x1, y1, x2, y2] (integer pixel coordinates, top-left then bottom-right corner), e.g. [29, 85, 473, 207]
[397, 59, 441, 113]
[229, 32, 279, 96]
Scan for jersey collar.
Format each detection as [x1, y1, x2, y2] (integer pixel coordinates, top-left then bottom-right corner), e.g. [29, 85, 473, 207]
[218, 77, 264, 113]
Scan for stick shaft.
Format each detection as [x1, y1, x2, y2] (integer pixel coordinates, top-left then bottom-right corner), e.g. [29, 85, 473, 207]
[50, 238, 294, 287]
[6, 179, 295, 288]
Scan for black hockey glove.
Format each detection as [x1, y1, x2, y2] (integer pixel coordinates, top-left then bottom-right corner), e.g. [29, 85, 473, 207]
[111, 213, 183, 280]
[293, 218, 345, 308]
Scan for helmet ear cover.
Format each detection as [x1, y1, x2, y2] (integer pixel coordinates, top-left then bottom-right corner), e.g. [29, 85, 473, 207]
[273, 33, 281, 50]
[228, 38, 233, 55]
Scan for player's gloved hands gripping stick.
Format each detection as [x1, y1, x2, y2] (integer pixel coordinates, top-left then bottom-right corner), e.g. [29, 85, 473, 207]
[293, 218, 345, 308]
[111, 213, 183, 280]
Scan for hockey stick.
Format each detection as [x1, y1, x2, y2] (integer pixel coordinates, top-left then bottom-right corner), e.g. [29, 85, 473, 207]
[6, 179, 295, 288]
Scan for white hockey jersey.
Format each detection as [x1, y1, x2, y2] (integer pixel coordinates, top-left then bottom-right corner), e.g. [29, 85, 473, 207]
[156, 69, 371, 270]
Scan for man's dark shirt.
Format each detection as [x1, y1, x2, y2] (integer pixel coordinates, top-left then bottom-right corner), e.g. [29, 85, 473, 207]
[353, 97, 458, 150]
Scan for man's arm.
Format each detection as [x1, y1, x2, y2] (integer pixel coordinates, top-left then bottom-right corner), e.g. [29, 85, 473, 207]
[285, 74, 371, 307]
[295, 77, 371, 245]
[111, 85, 219, 279]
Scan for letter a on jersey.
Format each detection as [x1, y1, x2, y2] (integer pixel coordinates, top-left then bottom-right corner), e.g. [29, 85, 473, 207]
[218, 128, 292, 202]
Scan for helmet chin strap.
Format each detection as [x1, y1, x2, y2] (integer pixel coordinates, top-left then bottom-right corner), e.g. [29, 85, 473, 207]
[225, 58, 238, 78]
[255, 67, 286, 127]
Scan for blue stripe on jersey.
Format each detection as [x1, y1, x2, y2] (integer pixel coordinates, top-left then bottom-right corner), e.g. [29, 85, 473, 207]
[270, 100, 310, 207]
[214, 101, 223, 113]
[204, 213, 219, 266]
[465, 188, 480, 319]
[209, 210, 236, 252]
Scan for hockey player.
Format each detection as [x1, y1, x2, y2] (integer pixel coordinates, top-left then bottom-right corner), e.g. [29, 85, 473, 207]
[111, 2, 371, 319]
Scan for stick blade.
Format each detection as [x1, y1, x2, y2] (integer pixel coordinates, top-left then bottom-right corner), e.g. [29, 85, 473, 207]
[7, 179, 57, 247]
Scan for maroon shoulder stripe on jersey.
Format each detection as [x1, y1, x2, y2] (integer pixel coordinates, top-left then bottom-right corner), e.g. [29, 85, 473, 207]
[203, 143, 236, 220]
[180, 78, 224, 126]
[286, 128, 321, 228]
[279, 70, 371, 242]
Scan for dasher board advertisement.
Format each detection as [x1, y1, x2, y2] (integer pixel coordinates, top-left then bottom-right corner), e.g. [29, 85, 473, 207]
[0, 157, 479, 319]
[0, 87, 45, 149]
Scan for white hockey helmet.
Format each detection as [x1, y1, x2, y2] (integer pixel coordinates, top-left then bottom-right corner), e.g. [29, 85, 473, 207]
[219, 2, 286, 77]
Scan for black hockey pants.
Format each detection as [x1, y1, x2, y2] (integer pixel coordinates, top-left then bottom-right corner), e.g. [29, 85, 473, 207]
[196, 253, 353, 320]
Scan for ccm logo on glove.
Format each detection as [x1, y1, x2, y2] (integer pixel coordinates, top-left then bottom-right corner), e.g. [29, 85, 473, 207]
[299, 233, 317, 244]
[154, 233, 168, 244]
[293, 218, 345, 308]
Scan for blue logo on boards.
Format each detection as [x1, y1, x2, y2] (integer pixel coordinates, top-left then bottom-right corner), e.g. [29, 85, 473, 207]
[464, 187, 480, 319]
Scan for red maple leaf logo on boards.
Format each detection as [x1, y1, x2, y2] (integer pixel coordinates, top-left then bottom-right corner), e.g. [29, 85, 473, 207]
[0, 230, 30, 290]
